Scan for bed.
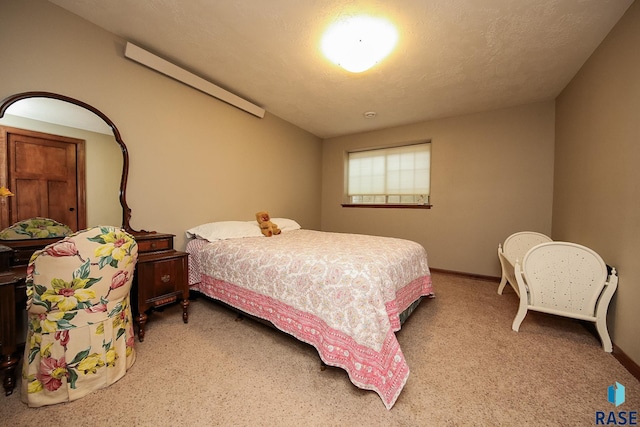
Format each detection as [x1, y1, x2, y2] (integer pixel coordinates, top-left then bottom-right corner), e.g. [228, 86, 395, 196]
[185, 219, 433, 409]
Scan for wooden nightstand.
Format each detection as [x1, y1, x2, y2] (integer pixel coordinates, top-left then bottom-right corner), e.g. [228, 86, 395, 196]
[132, 232, 189, 342]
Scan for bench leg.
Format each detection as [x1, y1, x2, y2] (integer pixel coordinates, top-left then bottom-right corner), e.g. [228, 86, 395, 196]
[497, 276, 508, 295]
[595, 317, 613, 353]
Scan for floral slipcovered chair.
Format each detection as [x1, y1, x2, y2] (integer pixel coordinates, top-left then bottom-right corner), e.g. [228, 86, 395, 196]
[0, 217, 73, 240]
[21, 226, 138, 407]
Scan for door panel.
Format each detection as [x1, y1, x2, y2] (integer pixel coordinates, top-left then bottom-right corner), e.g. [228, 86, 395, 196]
[48, 180, 76, 229]
[1, 128, 86, 231]
[13, 179, 41, 220]
[14, 140, 70, 179]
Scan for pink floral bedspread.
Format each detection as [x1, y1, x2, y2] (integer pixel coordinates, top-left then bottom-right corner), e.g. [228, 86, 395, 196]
[186, 229, 433, 409]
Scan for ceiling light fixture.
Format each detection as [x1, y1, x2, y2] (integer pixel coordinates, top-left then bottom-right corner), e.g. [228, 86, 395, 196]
[363, 111, 377, 118]
[321, 16, 398, 73]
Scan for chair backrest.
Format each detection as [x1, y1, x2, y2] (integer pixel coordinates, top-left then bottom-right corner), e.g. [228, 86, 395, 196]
[521, 241, 608, 317]
[0, 217, 72, 240]
[27, 225, 138, 315]
[502, 231, 552, 265]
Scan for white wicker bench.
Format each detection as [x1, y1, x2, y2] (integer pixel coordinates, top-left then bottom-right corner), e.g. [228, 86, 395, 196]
[512, 242, 618, 352]
[497, 231, 552, 296]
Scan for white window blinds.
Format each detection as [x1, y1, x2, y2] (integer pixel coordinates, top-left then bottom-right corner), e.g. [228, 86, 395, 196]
[347, 142, 431, 204]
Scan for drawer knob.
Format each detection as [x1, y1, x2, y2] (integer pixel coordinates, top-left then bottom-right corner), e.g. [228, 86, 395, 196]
[151, 243, 157, 249]
[161, 274, 171, 283]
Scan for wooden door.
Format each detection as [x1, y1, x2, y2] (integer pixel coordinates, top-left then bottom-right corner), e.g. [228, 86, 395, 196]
[0, 127, 86, 231]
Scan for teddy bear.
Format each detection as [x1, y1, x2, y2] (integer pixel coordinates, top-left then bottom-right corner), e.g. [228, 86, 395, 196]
[256, 211, 281, 237]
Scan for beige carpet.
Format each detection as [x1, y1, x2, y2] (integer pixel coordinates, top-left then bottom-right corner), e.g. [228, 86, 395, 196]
[2, 271, 638, 426]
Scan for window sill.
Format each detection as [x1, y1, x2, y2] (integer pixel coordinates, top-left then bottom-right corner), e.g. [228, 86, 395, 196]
[341, 204, 432, 209]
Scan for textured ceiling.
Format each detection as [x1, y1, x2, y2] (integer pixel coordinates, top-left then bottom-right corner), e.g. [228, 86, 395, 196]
[49, 0, 633, 138]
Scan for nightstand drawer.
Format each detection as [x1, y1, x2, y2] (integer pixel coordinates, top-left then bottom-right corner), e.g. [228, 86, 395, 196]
[4, 237, 63, 267]
[136, 234, 174, 253]
[12, 248, 36, 266]
[145, 257, 183, 305]
[135, 252, 188, 307]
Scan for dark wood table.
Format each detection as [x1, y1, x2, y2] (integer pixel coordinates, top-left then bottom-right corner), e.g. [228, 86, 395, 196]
[0, 239, 59, 396]
[0, 244, 27, 396]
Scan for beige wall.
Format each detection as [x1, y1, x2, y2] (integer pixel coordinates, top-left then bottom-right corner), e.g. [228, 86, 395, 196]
[554, 1, 640, 365]
[321, 101, 556, 277]
[0, 0, 322, 250]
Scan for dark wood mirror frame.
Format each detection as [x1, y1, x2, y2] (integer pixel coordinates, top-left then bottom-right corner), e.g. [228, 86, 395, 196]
[0, 91, 135, 233]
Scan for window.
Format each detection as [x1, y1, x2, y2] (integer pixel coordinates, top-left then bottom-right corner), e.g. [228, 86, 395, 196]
[344, 142, 431, 207]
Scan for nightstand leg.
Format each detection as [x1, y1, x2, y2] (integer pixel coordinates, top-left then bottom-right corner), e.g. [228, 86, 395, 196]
[182, 299, 190, 323]
[1, 354, 19, 395]
[136, 312, 148, 342]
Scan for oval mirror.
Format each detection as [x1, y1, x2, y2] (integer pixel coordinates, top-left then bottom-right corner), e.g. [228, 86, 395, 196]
[0, 92, 133, 234]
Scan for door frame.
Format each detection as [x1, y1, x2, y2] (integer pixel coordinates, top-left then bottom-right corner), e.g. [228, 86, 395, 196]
[0, 126, 86, 230]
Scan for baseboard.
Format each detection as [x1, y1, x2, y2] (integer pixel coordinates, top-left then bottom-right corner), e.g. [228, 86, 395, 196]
[613, 344, 640, 382]
[430, 267, 500, 283]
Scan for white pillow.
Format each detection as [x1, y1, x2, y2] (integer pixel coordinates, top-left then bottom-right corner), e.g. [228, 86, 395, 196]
[269, 218, 301, 232]
[185, 221, 262, 241]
